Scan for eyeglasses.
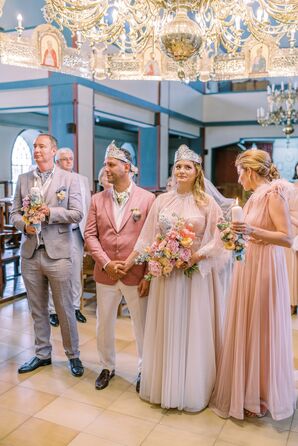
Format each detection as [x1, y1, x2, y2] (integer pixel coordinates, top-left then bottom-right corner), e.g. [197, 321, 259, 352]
[59, 157, 73, 161]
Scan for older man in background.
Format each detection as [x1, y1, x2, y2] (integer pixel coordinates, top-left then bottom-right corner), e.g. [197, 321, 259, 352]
[11, 134, 84, 377]
[49, 147, 91, 327]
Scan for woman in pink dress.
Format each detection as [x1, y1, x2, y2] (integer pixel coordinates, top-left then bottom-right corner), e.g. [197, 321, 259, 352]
[285, 163, 298, 315]
[210, 149, 295, 420]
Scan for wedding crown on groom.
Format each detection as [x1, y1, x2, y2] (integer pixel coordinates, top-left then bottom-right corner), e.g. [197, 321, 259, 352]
[105, 141, 138, 174]
[174, 145, 202, 165]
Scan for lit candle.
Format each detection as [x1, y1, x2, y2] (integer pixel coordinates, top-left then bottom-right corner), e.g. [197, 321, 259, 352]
[17, 14, 23, 28]
[232, 198, 243, 222]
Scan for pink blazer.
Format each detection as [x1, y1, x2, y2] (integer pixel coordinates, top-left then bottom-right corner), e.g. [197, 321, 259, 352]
[84, 182, 155, 286]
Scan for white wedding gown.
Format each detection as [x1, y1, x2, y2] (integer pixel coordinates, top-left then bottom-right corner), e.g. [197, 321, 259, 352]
[135, 190, 229, 412]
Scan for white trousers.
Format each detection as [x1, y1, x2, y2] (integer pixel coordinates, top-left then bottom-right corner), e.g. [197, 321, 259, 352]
[96, 281, 147, 373]
[49, 228, 84, 314]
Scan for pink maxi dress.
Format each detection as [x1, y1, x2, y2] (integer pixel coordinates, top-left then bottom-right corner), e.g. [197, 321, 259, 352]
[210, 180, 296, 420]
[285, 182, 298, 307]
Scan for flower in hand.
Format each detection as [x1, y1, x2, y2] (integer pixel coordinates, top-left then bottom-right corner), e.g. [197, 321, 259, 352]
[217, 218, 246, 261]
[136, 216, 199, 281]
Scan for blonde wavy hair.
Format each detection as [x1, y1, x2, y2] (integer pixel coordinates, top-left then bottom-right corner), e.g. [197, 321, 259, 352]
[192, 163, 208, 206]
[172, 161, 207, 206]
[235, 149, 280, 181]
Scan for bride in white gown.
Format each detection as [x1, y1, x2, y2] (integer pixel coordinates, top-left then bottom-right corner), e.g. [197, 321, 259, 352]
[124, 145, 229, 411]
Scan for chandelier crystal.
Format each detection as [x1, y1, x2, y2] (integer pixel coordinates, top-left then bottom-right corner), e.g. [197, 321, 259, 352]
[257, 82, 298, 140]
[43, 0, 298, 68]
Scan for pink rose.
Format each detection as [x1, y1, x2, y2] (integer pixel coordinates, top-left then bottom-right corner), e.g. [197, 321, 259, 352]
[179, 247, 191, 262]
[166, 239, 179, 254]
[148, 260, 162, 277]
[168, 230, 179, 240]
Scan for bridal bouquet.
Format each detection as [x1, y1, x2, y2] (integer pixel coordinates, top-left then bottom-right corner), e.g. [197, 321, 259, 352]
[22, 187, 46, 233]
[217, 219, 246, 261]
[136, 216, 199, 281]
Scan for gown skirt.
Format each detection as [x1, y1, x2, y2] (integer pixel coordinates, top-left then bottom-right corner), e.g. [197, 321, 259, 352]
[140, 268, 217, 412]
[210, 240, 295, 420]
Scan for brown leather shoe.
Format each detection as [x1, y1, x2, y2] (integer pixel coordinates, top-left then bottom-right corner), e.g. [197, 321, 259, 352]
[95, 369, 115, 390]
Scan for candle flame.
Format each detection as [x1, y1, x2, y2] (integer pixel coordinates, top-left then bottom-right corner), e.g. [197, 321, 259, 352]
[17, 14, 22, 21]
[235, 197, 239, 206]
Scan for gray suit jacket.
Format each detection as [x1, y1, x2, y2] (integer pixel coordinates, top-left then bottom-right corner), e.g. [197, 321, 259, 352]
[73, 172, 91, 238]
[11, 167, 83, 260]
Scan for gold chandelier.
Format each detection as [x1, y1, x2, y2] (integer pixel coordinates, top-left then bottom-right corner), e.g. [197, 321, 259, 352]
[42, 0, 297, 66]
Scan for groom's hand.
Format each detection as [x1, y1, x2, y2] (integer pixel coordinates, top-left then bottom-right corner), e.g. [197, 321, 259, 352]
[105, 261, 126, 280]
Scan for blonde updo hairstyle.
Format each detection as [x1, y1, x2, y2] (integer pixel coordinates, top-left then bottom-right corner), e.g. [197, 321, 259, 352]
[235, 149, 280, 181]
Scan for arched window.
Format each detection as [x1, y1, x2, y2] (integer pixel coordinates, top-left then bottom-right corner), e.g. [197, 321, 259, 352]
[11, 134, 33, 194]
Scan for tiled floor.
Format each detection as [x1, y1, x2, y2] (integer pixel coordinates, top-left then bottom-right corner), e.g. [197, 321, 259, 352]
[0, 297, 297, 446]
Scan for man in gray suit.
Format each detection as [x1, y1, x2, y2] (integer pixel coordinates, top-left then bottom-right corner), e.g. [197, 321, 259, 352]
[49, 147, 91, 326]
[11, 134, 84, 377]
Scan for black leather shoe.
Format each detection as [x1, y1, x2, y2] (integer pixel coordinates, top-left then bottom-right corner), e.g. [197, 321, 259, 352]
[18, 356, 51, 374]
[69, 358, 84, 377]
[136, 372, 141, 393]
[95, 369, 115, 390]
[49, 313, 59, 327]
[75, 309, 87, 323]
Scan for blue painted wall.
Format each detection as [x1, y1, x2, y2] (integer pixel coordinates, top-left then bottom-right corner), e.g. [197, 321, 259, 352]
[138, 127, 159, 189]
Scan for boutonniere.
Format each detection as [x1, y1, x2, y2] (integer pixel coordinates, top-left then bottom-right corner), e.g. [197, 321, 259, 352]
[131, 208, 142, 222]
[56, 187, 66, 203]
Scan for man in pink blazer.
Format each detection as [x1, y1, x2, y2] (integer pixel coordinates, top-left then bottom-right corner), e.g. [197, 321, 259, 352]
[84, 142, 155, 392]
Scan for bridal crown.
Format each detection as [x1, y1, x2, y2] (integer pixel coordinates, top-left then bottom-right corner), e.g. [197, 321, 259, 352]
[174, 145, 202, 165]
[105, 141, 138, 174]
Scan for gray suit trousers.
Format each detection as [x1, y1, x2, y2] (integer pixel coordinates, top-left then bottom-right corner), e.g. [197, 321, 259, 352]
[49, 227, 84, 313]
[21, 247, 80, 360]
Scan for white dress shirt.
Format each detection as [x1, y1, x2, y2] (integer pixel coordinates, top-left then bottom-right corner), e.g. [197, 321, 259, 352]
[112, 182, 133, 232]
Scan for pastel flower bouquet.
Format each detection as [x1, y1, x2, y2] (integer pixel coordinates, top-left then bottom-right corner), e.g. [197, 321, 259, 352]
[22, 187, 45, 233]
[217, 219, 246, 261]
[136, 216, 199, 281]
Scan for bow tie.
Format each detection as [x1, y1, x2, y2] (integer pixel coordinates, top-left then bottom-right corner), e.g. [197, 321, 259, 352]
[114, 189, 129, 205]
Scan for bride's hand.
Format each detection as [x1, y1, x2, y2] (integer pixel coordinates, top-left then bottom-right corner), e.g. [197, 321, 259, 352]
[187, 253, 202, 268]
